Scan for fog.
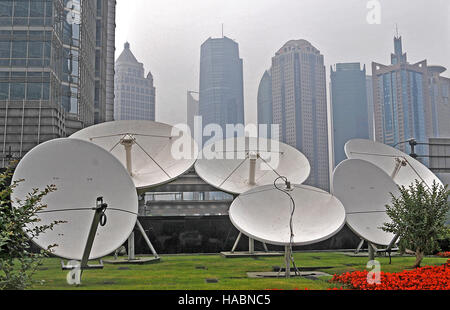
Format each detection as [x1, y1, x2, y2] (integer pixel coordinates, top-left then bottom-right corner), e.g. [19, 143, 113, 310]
[115, 0, 450, 125]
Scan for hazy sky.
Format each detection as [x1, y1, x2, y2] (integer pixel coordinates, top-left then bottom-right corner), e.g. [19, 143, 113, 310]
[115, 0, 450, 126]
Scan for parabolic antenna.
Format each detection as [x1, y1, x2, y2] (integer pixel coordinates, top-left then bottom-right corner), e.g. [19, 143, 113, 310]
[345, 139, 443, 189]
[70, 120, 198, 190]
[11, 139, 138, 260]
[195, 137, 311, 195]
[229, 184, 346, 246]
[333, 159, 399, 246]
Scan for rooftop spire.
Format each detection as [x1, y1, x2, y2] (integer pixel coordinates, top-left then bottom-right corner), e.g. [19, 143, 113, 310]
[124, 42, 130, 49]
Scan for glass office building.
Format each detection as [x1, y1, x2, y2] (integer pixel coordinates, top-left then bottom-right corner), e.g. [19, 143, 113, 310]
[330, 63, 369, 168]
[257, 70, 272, 139]
[0, 0, 115, 167]
[199, 36, 244, 142]
[372, 36, 432, 160]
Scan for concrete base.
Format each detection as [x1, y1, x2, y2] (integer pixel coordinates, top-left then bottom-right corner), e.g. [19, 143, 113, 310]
[247, 271, 331, 279]
[103, 257, 161, 265]
[220, 251, 284, 258]
[341, 252, 408, 257]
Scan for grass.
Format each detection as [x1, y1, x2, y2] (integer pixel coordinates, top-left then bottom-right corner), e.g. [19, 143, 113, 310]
[29, 252, 449, 290]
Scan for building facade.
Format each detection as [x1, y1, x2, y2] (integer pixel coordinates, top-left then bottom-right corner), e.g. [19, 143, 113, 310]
[372, 36, 432, 158]
[257, 70, 272, 139]
[0, 0, 115, 167]
[114, 42, 155, 121]
[186, 91, 199, 138]
[366, 75, 375, 140]
[270, 40, 330, 190]
[94, 0, 116, 124]
[330, 63, 369, 168]
[428, 66, 450, 137]
[199, 36, 244, 140]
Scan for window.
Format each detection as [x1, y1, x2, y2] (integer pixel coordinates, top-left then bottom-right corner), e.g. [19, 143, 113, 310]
[27, 83, 42, 100]
[10, 83, 25, 100]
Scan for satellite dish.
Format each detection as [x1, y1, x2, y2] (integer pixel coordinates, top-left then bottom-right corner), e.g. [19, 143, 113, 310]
[229, 184, 346, 246]
[195, 137, 311, 194]
[345, 139, 443, 189]
[333, 159, 399, 246]
[70, 120, 198, 190]
[11, 139, 138, 260]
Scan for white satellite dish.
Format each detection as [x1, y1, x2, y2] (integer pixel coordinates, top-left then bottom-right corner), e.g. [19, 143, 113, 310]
[332, 159, 399, 246]
[229, 184, 346, 246]
[11, 138, 138, 261]
[70, 120, 198, 190]
[345, 139, 443, 189]
[195, 136, 311, 195]
[230, 183, 345, 278]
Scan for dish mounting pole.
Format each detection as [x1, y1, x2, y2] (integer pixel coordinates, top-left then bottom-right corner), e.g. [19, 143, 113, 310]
[391, 157, 407, 179]
[120, 136, 160, 261]
[62, 197, 107, 284]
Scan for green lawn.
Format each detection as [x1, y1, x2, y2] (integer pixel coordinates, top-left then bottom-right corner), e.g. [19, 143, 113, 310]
[30, 252, 448, 290]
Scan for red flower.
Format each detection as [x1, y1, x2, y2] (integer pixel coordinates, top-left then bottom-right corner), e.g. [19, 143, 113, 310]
[331, 259, 450, 290]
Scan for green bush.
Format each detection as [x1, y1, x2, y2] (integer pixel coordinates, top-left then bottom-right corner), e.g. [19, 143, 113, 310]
[383, 180, 450, 268]
[0, 166, 61, 290]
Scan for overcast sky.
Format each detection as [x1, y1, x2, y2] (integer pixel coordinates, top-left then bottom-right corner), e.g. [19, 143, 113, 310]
[115, 0, 450, 126]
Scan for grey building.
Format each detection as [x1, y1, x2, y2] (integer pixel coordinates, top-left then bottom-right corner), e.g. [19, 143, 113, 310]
[114, 42, 156, 121]
[0, 0, 115, 167]
[366, 75, 375, 140]
[330, 63, 370, 168]
[94, 0, 116, 124]
[199, 36, 244, 139]
[257, 70, 272, 139]
[372, 36, 432, 159]
[186, 91, 199, 138]
[270, 40, 330, 191]
[428, 66, 450, 137]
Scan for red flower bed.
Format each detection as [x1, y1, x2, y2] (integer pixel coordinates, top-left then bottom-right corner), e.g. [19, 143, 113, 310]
[331, 259, 450, 290]
[437, 252, 450, 258]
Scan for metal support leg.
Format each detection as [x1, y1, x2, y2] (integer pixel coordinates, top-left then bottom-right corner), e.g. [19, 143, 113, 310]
[231, 232, 242, 253]
[263, 243, 269, 252]
[355, 239, 364, 254]
[128, 231, 135, 260]
[136, 219, 159, 259]
[249, 238, 255, 254]
[368, 243, 375, 261]
[285, 246, 291, 278]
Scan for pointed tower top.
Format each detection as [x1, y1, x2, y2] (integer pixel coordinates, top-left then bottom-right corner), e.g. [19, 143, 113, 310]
[124, 42, 130, 49]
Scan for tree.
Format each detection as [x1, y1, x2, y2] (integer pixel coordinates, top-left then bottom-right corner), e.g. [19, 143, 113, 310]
[0, 166, 62, 290]
[383, 180, 450, 268]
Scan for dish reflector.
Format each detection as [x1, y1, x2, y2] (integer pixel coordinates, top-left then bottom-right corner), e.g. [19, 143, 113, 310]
[345, 139, 443, 189]
[195, 137, 311, 194]
[333, 159, 399, 246]
[70, 120, 198, 190]
[229, 184, 346, 246]
[11, 139, 138, 260]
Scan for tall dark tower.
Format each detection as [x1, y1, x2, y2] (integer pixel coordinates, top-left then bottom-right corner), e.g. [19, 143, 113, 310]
[199, 37, 244, 139]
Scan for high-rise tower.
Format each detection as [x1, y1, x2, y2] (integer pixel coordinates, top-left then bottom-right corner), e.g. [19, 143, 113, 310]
[372, 36, 432, 158]
[271, 40, 330, 190]
[199, 36, 244, 139]
[330, 63, 369, 168]
[114, 42, 156, 121]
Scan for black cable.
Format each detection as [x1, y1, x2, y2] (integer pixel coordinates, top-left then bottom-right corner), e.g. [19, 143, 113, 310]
[273, 176, 301, 277]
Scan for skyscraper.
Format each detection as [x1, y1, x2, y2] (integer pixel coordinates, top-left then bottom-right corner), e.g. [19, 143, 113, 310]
[366, 75, 375, 140]
[257, 70, 272, 139]
[271, 40, 330, 190]
[94, 0, 117, 124]
[0, 0, 115, 167]
[428, 65, 450, 137]
[114, 42, 156, 121]
[330, 63, 369, 168]
[186, 91, 199, 138]
[199, 36, 244, 139]
[372, 36, 432, 158]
